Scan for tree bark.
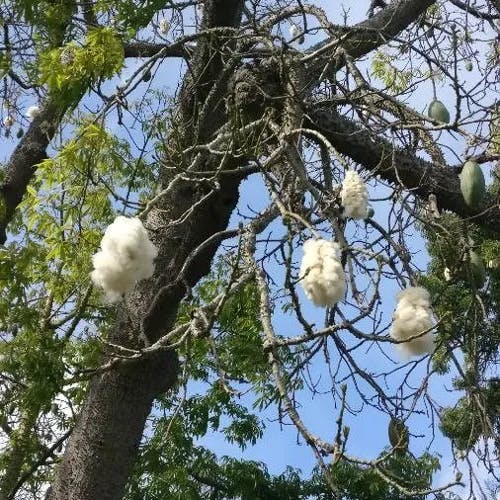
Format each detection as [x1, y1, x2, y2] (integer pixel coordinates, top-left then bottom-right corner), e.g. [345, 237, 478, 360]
[47, 2, 245, 499]
[0, 407, 39, 500]
[0, 101, 66, 244]
[306, 0, 436, 76]
[47, 173, 242, 500]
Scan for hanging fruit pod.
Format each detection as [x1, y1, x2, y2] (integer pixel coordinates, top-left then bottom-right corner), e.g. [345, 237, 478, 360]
[428, 99, 450, 123]
[460, 160, 485, 209]
[468, 251, 486, 289]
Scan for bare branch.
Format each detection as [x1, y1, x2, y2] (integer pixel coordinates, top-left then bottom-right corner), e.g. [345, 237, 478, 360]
[306, 105, 500, 237]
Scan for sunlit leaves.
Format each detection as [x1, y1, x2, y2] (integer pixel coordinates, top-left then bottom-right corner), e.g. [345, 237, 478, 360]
[17, 120, 153, 304]
[95, 0, 169, 32]
[217, 280, 268, 382]
[371, 50, 416, 95]
[420, 208, 499, 451]
[325, 452, 440, 500]
[489, 104, 500, 155]
[39, 28, 124, 103]
[13, 0, 76, 46]
[0, 52, 12, 79]
[440, 397, 483, 451]
[0, 329, 65, 412]
[0, 116, 153, 485]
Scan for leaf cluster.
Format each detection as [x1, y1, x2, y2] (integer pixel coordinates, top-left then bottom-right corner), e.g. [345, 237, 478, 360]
[39, 28, 124, 104]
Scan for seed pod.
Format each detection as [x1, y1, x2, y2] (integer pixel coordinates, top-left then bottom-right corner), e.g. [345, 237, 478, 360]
[428, 99, 451, 123]
[460, 160, 485, 208]
[16, 128, 24, 139]
[465, 61, 473, 71]
[388, 417, 409, 452]
[469, 251, 486, 289]
[142, 69, 151, 82]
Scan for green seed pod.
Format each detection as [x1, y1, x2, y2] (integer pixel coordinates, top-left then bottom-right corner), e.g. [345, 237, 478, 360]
[142, 69, 151, 82]
[465, 61, 473, 72]
[428, 99, 451, 123]
[469, 251, 486, 289]
[388, 418, 409, 452]
[460, 160, 485, 209]
[16, 127, 24, 139]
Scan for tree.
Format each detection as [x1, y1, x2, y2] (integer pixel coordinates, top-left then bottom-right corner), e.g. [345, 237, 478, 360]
[0, 0, 499, 499]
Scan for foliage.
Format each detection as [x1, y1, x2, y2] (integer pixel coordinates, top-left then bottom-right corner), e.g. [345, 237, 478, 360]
[371, 50, 416, 94]
[39, 28, 124, 104]
[419, 202, 499, 455]
[324, 452, 440, 500]
[95, 0, 170, 32]
[13, 0, 77, 46]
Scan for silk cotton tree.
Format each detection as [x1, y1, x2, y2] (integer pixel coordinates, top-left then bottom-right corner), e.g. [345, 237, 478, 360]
[0, 1, 499, 499]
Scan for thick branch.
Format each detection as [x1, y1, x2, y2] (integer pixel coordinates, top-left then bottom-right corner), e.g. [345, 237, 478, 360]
[449, 0, 500, 20]
[0, 38, 192, 245]
[0, 101, 66, 244]
[488, 0, 500, 14]
[306, 0, 436, 74]
[48, 2, 246, 499]
[307, 105, 500, 237]
[123, 41, 190, 58]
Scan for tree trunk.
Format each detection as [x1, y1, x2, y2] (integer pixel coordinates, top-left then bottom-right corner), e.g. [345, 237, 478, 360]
[0, 406, 39, 500]
[48, 2, 244, 498]
[47, 171, 242, 500]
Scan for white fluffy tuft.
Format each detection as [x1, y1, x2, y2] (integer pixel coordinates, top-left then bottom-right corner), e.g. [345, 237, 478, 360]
[159, 19, 170, 35]
[3, 115, 14, 128]
[340, 170, 368, 219]
[391, 286, 435, 358]
[25, 105, 41, 119]
[289, 24, 300, 37]
[90, 216, 158, 303]
[299, 238, 346, 307]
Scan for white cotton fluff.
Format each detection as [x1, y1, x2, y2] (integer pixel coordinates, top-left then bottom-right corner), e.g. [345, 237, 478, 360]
[90, 216, 158, 303]
[391, 286, 435, 358]
[340, 170, 369, 219]
[299, 238, 346, 307]
[25, 105, 41, 119]
[289, 24, 300, 38]
[159, 19, 170, 35]
[60, 47, 75, 65]
[289, 24, 304, 44]
[444, 268, 452, 281]
[3, 115, 14, 128]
